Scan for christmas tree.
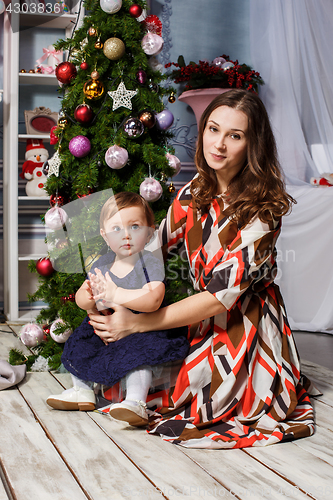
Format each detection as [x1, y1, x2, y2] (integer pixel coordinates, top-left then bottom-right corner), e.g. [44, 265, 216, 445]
[10, 0, 189, 370]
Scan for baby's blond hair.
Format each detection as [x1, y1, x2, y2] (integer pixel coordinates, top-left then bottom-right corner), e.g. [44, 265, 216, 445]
[100, 192, 155, 230]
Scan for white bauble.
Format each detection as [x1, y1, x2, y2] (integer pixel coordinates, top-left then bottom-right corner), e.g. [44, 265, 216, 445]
[140, 177, 163, 202]
[45, 206, 68, 230]
[20, 323, 44, 347]
[50, 319, 73, 343]
[100, 0, 122, 13]
[166, 153, 181, 177]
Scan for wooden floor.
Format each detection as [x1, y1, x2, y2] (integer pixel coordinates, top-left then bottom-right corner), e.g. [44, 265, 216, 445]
[1, 325, 333, 500]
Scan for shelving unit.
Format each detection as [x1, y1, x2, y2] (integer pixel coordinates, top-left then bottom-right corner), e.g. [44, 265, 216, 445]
[3, 6, 84, 322]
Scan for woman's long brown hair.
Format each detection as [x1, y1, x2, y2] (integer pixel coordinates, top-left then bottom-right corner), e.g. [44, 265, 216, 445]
[190, 89, 295, 228]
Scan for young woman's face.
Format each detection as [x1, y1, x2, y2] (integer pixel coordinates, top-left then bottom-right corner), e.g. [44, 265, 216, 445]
[101, 206, 152, 258]
[203, 105, 248, 193]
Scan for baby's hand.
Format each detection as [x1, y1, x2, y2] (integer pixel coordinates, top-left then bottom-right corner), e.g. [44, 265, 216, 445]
[91, 270, 117, 303]
[82, 279, 94, 298]
[89, 270, 105, 297]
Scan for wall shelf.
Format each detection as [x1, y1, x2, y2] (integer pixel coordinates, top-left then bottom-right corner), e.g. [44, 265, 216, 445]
[19, 73, 58, 86]
[3, 4, 84, 321]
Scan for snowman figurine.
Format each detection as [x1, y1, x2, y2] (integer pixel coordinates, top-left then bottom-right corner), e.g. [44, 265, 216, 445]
[20, 139, 49, 197]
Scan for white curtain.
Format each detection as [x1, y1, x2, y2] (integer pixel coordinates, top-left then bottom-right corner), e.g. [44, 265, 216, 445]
[249, 0, 333, 333]
[250, 0, 333, 185]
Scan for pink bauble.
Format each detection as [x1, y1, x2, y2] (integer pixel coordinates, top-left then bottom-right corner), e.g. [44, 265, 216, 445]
[45, 206, 68, 230]
[141, 33, 164, 56]
[105, 145, 128, 169]
[166, 153, 181, 176]
[140, 177, 163, 202]
[50, 319, 73, 343]
[20, 323, 44, 347]
[69, 135, 91, 158]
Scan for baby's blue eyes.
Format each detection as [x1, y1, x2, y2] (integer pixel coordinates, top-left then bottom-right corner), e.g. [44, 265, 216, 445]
[111, 224, 141, 232]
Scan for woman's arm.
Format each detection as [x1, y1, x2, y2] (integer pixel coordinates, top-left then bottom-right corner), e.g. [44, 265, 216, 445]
[88, 291, 226, 342]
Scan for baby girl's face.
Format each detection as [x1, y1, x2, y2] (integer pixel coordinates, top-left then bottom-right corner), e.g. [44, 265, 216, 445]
[101, 206, 152, 258]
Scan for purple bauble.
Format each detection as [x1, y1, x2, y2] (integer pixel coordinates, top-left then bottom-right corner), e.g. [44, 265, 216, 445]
[141, 33, 164, 56]
[45, 206, 68, 230]
[136, 69, 147, 85]
[212, 57, 226, 68]
[156, 109, 174, 130]
[20, 323, 44, 347]
[105, 145, 128, 169]
[123, 117, 145, 138]
[166, 153, 181, 177]
[50, 319, 73, 343]
[69, 135, 91, 158]
[140, 177, 163, 202]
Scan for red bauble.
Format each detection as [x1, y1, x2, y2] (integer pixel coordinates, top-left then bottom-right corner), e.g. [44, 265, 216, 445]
[74, 104, 94, 125]
[36, 257, 54, 277]
[50, 125, 59, 145]
[129, 4, 142, 17]
[142, 15, 162, 36]
[76, 188, 93, 198]
[50, 193, 66, 207]
[43, 325, 50, 341]
[55, 62, 77, 85]
[80, 61, 88, 70]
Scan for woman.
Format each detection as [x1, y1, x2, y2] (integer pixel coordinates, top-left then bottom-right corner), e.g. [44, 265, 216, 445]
[89, 89, 315, 449]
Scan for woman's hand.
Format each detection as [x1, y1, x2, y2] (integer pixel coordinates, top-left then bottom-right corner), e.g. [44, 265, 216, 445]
[88, 303, 136, 343]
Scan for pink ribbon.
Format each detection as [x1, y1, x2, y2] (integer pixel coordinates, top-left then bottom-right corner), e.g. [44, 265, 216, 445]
[41, 66, 55, 74]
[36, 48, 63, 66]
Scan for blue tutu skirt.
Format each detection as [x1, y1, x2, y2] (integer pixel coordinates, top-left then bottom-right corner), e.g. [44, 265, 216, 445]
[61, 315, 189, 386]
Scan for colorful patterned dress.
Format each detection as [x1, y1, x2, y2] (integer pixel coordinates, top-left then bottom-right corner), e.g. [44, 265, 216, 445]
[147, 179, 315, 449]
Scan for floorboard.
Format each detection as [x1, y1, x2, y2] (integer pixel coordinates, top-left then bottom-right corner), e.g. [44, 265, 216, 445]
[1, 327, 333, 500]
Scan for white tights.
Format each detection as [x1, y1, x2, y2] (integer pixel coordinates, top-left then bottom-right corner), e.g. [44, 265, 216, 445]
[70, 366, 152, 404]
[124, 366, 152, 404]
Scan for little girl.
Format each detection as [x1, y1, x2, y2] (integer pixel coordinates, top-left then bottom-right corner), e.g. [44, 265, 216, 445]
[47, 192, 189, 426]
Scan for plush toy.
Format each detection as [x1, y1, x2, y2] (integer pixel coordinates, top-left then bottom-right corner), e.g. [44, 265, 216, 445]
[310, 173, 333, 187]
[20, 139, 49, 197]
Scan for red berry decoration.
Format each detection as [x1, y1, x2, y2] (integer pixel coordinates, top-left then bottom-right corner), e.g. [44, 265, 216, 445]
[36, 257, 54, 277]
[80, 61, 88, 70]
[55, 62, 77, 85]
[129, 3, 142, 17]
[74, 104, 94, 125]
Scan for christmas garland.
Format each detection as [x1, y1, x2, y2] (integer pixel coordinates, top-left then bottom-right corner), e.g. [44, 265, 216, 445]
[165, 55, 264, 93]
